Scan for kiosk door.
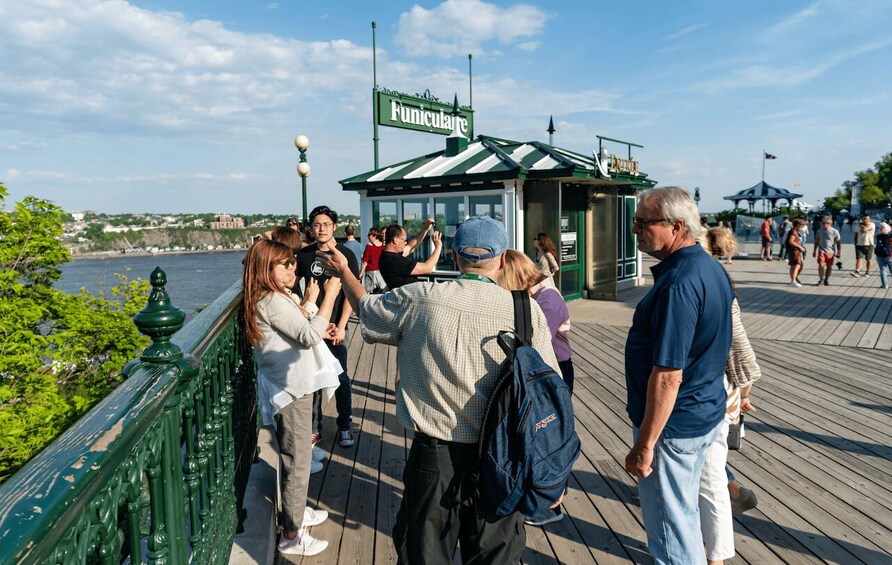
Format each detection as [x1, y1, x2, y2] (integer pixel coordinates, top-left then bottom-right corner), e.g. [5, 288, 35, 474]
[559, 212, 585, 300]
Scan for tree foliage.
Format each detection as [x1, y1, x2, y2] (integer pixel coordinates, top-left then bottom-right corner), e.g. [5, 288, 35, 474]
[0, 183, 150, 482]
[823, 152, 892, 214]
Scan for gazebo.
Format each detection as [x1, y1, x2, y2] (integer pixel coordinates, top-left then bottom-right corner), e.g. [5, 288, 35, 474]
[723, 181, 803, 213]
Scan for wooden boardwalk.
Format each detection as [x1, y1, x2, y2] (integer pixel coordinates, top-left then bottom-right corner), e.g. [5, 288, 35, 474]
[271, 245, 892, 564]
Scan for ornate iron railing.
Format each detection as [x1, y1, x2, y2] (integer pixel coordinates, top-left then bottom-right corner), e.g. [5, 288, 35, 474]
[0, 268, 258, 564]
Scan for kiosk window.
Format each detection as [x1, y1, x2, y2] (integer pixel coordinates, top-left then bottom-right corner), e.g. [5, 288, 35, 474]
[469, 195, 503, 222]
[435, 197, 465, 270]
[373, 200, 398, 229]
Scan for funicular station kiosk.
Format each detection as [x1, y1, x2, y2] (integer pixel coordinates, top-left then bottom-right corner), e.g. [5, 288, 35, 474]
[341, 134, 656, 300]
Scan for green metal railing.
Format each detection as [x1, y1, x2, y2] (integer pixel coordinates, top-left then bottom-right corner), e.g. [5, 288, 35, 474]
[0, 268, 258, 564]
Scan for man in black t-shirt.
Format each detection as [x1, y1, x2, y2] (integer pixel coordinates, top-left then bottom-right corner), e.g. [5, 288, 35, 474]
[297, 205, 360, 448]
[379, 223, 443, 289]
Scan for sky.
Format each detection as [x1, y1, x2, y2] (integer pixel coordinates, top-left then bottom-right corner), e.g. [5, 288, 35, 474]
[2, 0, 891, 216]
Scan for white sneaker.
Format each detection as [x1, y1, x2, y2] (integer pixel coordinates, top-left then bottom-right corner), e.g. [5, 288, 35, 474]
[303, 507, 329, 527]
[312, 447, 325, 462]
[789, 281, 802, 287]
[278, 529, 328, 556]
[310, 460, 323, 475]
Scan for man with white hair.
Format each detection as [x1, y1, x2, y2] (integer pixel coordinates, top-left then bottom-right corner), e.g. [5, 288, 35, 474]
[624, 187, 734, 565]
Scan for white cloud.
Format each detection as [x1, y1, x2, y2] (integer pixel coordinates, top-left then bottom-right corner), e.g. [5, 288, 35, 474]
[0, 1, 372, 140]
[663, 23, 708, 42]
[266, 3, 278, 10]
[395, 0, 551, 58]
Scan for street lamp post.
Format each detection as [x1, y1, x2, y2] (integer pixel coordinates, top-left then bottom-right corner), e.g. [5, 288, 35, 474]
[694, 186, 701, 206]
[295, 135, 311, 226]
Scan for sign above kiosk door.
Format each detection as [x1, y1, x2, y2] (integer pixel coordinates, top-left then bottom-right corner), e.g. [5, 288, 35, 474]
[377, 88, 474, 136]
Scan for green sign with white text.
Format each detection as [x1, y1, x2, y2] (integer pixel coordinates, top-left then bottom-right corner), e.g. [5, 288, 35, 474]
[376, 89, 474, 137]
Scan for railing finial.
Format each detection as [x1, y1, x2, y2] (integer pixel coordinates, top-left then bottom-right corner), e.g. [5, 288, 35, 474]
[133, 267, 186, 363]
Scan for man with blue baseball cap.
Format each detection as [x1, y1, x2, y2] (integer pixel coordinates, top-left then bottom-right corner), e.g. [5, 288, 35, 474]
[317, 216, 561, 564]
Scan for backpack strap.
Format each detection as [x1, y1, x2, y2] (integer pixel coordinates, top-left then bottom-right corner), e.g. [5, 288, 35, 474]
[512, 290, 533, 346]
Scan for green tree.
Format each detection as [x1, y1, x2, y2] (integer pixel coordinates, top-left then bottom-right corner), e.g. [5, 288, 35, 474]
[823, 152, 892, 214]
[0, 183, 149, 482]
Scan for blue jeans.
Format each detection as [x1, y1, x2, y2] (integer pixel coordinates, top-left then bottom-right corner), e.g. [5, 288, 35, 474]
[878, 255, 892, 288]
[634, 422, 722, 565]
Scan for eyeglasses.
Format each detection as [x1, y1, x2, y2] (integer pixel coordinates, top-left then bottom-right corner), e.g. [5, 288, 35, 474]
[276, 259, 296, 268]
[312, 221, 334, 230]
[632, 217, 671, 229]
[287, 222, 298, 227]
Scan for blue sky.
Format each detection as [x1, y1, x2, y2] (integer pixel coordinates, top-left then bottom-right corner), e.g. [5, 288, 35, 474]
[2, 0, 890, 215]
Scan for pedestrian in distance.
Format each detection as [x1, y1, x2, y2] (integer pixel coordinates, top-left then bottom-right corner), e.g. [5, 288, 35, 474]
[624, 187, 733, 565]
[316, 216, 562, 564]
[786, 219, 807, 287]
[759, 217, 773, 261]
[359, 227, 387, 294]
[876, 222, 891, 289]
[851, 214, 876, 277]
[813, 216, 842, 286]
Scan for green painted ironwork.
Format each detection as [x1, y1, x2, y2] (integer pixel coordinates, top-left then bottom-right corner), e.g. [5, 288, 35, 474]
[0, 270, 258, 565]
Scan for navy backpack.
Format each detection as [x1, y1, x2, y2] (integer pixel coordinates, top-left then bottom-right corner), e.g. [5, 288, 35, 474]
[477, 291, 581, 518]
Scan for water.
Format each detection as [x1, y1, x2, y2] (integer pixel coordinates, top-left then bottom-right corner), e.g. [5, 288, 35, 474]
[57, 251, 246, 320]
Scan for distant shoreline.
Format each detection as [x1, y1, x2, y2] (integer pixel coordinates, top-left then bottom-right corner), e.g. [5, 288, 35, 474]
[70, 248, 246, 261]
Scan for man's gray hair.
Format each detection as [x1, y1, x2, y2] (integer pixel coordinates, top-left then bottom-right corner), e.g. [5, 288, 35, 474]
[638, 186, 703, 240]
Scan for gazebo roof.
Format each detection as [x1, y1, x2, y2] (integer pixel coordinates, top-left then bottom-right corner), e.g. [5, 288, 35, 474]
[723, 181, 802, 202]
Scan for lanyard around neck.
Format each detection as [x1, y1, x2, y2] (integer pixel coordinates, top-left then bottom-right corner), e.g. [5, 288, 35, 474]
[457, 273, 497, 285]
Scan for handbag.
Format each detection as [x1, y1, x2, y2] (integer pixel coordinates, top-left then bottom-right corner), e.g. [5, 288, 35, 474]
[728, 414, 744, 451]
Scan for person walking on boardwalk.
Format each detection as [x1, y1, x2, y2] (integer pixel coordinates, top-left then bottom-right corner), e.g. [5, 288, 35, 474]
[242, 240, 341, 556]
[851, 213, 876, 277]
[876, 222, 892, 289]
[297, 205, 360, 448]
[786, 219, 807, 287]
[317, 216, 562, 564]
[813, 216, 842, 286]
[759, 217, 773, 261]
[778, 216, 792, 260]
[624, 187, 733, 565]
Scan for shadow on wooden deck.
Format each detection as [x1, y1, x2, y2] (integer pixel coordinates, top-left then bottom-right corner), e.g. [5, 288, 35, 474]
[262, 245, 892, 564]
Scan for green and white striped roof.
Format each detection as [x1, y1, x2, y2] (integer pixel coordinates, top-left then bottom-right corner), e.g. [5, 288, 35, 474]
[340, 135, 655, 192]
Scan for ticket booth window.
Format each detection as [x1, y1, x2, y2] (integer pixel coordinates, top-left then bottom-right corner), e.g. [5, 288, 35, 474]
[373, 200, 398, 229]
[469, 195, 503, 222]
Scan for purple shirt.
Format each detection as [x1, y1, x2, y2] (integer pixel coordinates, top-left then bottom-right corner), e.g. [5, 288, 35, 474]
[532, 285, 572, 362]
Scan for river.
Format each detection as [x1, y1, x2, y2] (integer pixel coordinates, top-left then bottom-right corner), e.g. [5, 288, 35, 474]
[57, 251, 246, 320]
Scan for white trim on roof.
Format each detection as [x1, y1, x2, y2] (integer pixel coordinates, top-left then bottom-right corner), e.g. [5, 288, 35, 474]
[507, 144, 536, 161]
[367, 160, 418, 182]
[404, 142, 487, 179]
[466, 154, 503, 174]
[531, 155, 560, 170]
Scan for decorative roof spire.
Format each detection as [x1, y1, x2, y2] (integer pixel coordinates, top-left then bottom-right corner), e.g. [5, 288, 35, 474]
[547, 115, 556, 145]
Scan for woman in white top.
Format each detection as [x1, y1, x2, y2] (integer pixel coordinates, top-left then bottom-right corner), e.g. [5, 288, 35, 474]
[242, 240, 342, 556]
[533, 232, 560, 287]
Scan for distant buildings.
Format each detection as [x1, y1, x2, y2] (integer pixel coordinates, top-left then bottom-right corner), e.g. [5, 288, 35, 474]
[209, 214, 244, 229]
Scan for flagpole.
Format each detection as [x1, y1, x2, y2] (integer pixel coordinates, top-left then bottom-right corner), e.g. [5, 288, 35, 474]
[372, 21, 379, 170]
[761, 149, 765, 182]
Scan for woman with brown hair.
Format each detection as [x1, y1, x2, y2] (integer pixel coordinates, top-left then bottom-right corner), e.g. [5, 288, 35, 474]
[242, 240, 343, 556]
[786, 218, 807, 287]
[533, 232, 560, 287]
[359, 226, 387, 293]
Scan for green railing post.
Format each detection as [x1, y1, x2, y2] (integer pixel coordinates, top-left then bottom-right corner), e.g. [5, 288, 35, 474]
[129, 267, 190, 565]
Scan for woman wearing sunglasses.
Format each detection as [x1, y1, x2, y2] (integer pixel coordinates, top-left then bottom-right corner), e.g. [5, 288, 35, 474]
[242, 240, 343, 556]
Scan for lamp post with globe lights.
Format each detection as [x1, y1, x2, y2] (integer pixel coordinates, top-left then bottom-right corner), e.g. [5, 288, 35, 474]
[295, 135, 310, 225]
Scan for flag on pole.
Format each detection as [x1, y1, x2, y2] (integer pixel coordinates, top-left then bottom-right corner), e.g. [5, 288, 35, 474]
[764, 152, 777, 160]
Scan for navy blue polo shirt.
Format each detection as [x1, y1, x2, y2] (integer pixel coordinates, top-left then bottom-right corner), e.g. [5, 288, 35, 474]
[625, 243, 733, 438]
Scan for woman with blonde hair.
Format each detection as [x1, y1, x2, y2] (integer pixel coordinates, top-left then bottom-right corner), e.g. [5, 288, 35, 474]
[242, 240, 343, 556]
[706, 226, 738, 265]
[533, 233, 560, 286]
[498, 250, 575, 527]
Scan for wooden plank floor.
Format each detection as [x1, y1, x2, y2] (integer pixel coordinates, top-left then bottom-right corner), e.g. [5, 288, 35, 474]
[276, 244, 892, 564]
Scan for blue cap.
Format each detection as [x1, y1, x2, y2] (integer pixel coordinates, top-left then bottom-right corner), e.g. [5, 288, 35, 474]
[452, 216, 508, 260]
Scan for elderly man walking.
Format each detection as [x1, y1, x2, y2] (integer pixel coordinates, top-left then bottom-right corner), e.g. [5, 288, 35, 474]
[624, 187, 733, 565]
[318, 216, 562, 564]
